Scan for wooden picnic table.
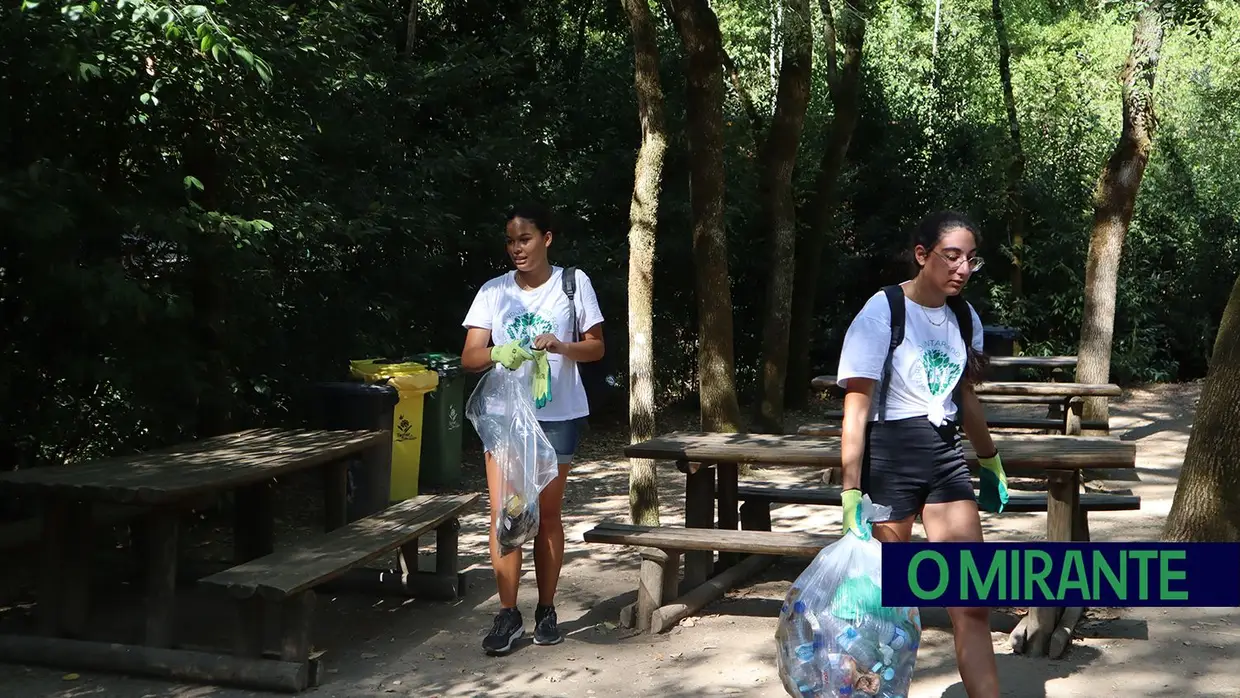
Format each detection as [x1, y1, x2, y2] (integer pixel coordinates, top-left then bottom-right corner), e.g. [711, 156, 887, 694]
[810, 375, 1121, 435]
[624, 430, 1137, 657]
[0, 428, 387, 683]
[987, 355, 1077, 369]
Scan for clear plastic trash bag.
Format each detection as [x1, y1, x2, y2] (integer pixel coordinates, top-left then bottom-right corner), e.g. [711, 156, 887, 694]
[465, 364, 560, 556]
[774, 494, 922, 698]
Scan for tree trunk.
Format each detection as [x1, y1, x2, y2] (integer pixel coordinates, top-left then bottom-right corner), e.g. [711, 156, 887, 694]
[667, 0, 743, 433]
[755, 0, 813, 433]
[785, 0, 868, 409]
[404, 0, 418, 55]
[992, 0, 1026, 309]
[1162, 274, 1240, 542]
[1075, 1, 1165, 428]
[567, 0, 597, 86]
[622, 0, 668, 526]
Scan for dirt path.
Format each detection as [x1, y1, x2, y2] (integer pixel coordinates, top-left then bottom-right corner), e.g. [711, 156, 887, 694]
[2, 381, 1237, 697]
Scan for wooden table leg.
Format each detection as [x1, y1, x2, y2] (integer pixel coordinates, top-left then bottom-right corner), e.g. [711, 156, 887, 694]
[142, 510, 180, 648]
[1063, 398, 1082, 436]
[323, 460, 349, 532]
[37, 498, 68, 637]
[682, 461, 715, 590]
[234, 480, 275, 563]
[60, 501, 94, 639]
[717, 463, 739, 570]
[1010, 469, 1079, 657]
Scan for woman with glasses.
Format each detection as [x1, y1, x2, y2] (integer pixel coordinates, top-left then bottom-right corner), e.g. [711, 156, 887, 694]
[833, 210, 1007, 698]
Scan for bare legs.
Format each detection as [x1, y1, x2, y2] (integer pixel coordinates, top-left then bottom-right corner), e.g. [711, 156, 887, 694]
[485, 452, 521, 608]
[534, 462, 570, 606]
[485, 452, 572, 609]
[873, 503, 1000, 698]
[920, 499, 1000, 698]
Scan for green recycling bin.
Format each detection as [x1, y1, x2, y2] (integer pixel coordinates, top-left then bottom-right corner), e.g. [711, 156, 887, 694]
[407, 352, 465, 488]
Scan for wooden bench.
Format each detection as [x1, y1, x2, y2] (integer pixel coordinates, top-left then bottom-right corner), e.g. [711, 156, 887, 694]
[197, 493, 478, 679]
[583, 522, 837, 633]
[731, 485, 1140, 542]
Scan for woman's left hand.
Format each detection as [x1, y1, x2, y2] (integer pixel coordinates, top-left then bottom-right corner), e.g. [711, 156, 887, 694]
[532, 333, 563, 353]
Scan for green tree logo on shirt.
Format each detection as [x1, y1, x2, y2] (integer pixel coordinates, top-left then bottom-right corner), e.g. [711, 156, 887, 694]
[504, 312, 555, 348]
[920, 346, 963, 396]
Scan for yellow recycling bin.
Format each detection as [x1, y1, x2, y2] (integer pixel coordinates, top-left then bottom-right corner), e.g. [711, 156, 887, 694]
[349, 359, 439, 501]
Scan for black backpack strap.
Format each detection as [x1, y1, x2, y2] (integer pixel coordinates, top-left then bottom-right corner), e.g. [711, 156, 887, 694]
[946, 294, 973, 420]
[562, 266, 579, 342]
[878, 285, 905, 424]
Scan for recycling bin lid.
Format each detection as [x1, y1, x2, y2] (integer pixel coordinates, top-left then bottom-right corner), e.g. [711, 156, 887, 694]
[405, 352, 462, 378]
[982, 325, 1020, 339]
[314, 381, 398, 397]
[349, 358, 429, 382]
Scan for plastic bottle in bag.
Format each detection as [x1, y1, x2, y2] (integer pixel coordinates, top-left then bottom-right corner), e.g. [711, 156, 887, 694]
[774, 494, 922, 698]
[464, 365, 560, 556]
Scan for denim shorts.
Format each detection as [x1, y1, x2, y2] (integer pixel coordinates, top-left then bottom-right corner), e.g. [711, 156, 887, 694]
[539, 417, 586, 465]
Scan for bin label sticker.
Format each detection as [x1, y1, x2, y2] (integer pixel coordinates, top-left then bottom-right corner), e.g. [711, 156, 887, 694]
[448, 405, 461, 432]
[396, 414, 418, 443]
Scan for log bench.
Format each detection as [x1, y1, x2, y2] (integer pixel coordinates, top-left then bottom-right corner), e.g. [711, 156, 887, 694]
[582, 521, 837, 633]
[730, 484, 1140, 542]
[196, 492, 478, 688]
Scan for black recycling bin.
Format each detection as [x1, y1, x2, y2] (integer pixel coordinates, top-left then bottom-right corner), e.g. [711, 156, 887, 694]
[313, 381, 399, 521]
[405, 352, 466, 488]
[982, 325, 1021, 380]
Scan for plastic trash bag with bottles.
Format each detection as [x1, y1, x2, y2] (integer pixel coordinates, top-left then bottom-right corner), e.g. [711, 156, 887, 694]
[774, 494, 921, 698]
[465, 363, 560, 555]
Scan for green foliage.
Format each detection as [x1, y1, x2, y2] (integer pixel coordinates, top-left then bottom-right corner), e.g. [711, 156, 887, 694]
[1, 0, 1238, 477]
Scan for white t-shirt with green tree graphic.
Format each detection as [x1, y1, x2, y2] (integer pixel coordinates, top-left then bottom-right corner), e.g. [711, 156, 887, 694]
[835, 285, 984, 426]
[463, 266, 604, 422]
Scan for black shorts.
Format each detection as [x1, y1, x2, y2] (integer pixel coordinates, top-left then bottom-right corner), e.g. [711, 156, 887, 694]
[861, 416, 976, 522]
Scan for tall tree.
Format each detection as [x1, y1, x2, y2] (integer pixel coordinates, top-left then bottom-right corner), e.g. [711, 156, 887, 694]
[991, 0, 1027, 311]
[1075, 0, 1166, 427]
[1162, 273, 1240, 542]
[667, 0, 743, 433]
[755, 0, 814, 433]
[785, 0, 869, 409]
[622, 0, 668, 526]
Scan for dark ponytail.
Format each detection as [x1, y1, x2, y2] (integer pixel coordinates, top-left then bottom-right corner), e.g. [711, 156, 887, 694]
[506, 202, 555, 235]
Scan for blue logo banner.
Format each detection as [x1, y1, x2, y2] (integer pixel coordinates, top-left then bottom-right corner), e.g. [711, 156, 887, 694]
[880, 542, 1240, 607]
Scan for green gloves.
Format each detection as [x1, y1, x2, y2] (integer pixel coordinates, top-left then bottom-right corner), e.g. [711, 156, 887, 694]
[491, 341, 534, 371]
[531, 349, 552, 408]
[841, 488, 870, 540]
[978, 451, 1009, 513]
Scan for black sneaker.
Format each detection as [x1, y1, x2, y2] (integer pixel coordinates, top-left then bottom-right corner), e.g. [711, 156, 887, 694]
[483, 607, 524, 656]
[533, 604, 563, 646]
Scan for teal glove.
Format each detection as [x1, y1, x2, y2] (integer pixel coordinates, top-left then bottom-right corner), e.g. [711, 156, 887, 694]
[531, 349, 552, 408]
[491, 341, 534, 371]
[978, 451, 1009, 513]
[841, 488, 870, 540]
